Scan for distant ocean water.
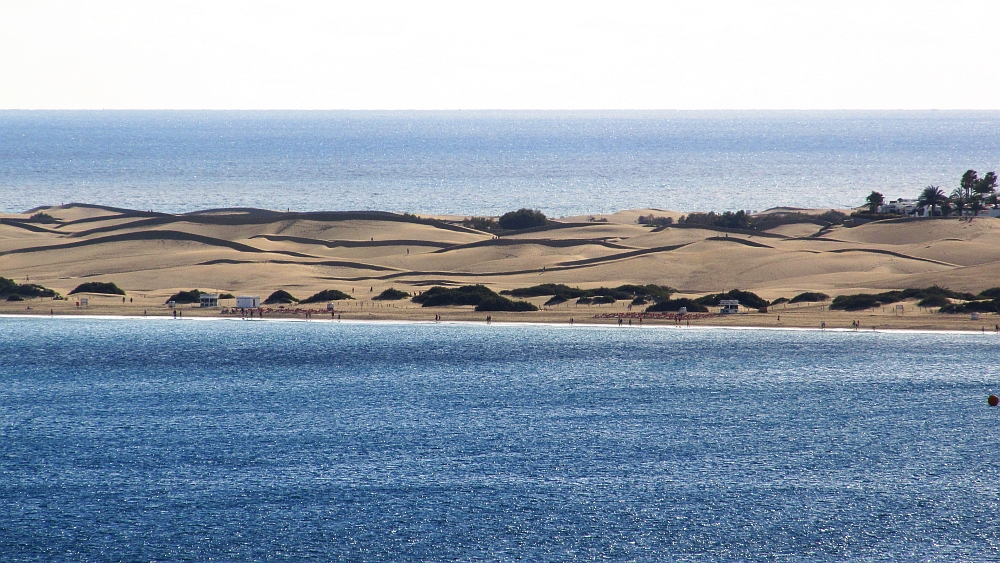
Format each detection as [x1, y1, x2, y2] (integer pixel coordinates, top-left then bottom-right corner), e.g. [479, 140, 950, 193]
[1, 111, 999, 216]
[2, 317, 999, 561]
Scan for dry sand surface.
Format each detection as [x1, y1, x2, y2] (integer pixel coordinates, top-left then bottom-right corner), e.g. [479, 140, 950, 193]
[3, 203, 1000, 331]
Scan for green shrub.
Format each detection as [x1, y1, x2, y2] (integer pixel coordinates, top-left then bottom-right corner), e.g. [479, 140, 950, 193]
[264, 290, 299, 304]
[696, 290, 769, 309]
[830, 287, 977, 312]
[165, 289, 202, 304]
[502, 284, 589, 298]
[462, 217, 498, 231]
[0, 278, 60, 299]
[788, 292, 829, 303]
[501, 283, 674, 302]
[70, 282, 125, 295]
[412, 285, 499, 307]
[219, 293, 236, 299]
[977, 287, 1000, 300]
[638, 215, 673, 227]
[631, 297, 648, 305]
[939, 300, 998, 314]
[373, 288, 410, 301]
[26, 212, 59, 223]
[830, 294, 881, 311]
[645, 299, 709, 313]
[475, 296, 538, 312]
[916, 295, 950, 308]
[544, 295, 568, 306]
[576, 297, 594, 305]
[0, 277, 16, 294]
[7, 294, 24, 301]
[301, 289, 353, 304]
[770, 297, 789, 305]
[591, 295, 616, 304]
[498, 209, 547, 230]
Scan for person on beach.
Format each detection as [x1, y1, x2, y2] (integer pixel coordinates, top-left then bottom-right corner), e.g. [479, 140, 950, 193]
[173, 310, 176, 319]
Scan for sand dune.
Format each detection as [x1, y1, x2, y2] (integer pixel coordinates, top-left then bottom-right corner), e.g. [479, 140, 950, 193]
[4, 204, 1000, 330]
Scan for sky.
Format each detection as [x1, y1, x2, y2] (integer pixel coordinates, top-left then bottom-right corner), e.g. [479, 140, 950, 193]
[1, 1, 998, 110]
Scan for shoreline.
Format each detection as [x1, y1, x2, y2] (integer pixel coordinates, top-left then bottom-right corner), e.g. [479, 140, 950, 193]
[4, 311, 999, 336]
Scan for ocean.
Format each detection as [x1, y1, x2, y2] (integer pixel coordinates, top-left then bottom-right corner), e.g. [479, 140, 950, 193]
[2, 316, 998, 561]
[2, 111, 999, 216]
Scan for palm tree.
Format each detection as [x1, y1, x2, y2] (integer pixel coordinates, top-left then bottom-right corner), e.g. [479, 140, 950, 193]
[917, 185, 946, 217]
[969, 193, 987, 218]
[974, 171, 998, 200]
[865, 191, 885, 214]
[961, 170, 979, 200]
[950, 188, 968, 217]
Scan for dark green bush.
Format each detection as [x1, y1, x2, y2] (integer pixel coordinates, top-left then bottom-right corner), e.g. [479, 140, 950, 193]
[412, 285, 498, 307]
[830, 294, 881, 311]
[502, 284, 588, 298]
[645, 299, 709, 313]
[916, 295, 950, 308]
[638, 215, 673, 227]
[939, 300, 998, 314]
[219, 293, 236, 299]
[301, 289, 353, 304]
[696, 290, 769, 309]
[462, 217, 498, 231]
[264, 290, 299, 305]
[576, 297, 594, 305]
[770, 297, 789, 305]
[26, 212, 59, 223]
[788, 292, 829, 303]
[373, 288, 410, 301]
[591, 295, 616, 304]
[501, 283, 674, 302]
[475, 296, 538, 312]
[0, 277, 16, 294]
[498, 209, 547, 230]
[18, 284, 57, 298]
[830, 287, 977, 312]
[70, 282, 125, 295]
[165, 289, 202, 304]
[7, 294, 24, 301]
[544, 295, 568, 306]
[977, 288, 1000, 300]
[631, 297, 648, 305]
[0, 277, 60, 299]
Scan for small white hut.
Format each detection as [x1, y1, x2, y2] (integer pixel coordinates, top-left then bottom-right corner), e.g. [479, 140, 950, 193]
[236, 295, 261, 309]
[720, 299, 740, 314]
[199, 293, 220, 308]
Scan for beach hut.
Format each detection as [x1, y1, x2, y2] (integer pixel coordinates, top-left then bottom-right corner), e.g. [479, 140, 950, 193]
[199, 293, 220, 308]
[237, 295, 261, 308]
[720, 299, 740, 314]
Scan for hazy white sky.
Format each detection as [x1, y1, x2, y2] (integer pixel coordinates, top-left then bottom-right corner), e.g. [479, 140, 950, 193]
[1, 1, 998, 110]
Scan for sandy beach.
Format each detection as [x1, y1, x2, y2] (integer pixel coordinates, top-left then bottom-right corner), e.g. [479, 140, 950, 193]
[3, 203, 1000, 332]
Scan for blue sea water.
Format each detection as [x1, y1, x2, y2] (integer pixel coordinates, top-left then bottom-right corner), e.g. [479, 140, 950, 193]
[2, 317, 999, 561]
[2, 111, 999, 216]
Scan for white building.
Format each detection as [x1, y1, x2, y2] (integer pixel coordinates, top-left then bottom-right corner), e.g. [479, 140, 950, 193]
[199, 293, 219, 307]
[720, 299, 740, 314]
[878, 198, 918, 215]
[236, 295, 261, 309]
